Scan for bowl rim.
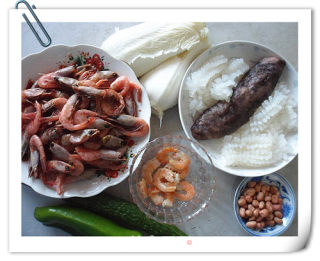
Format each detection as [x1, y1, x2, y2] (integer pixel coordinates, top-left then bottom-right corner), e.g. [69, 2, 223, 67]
[233, 172, 296, 236]
[128, 134, 217, 224]
[178, 39, 298, 177]
[21, 44, 151, 198]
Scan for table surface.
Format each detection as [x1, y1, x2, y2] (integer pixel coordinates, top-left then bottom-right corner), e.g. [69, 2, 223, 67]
[21, 22, 298, 236]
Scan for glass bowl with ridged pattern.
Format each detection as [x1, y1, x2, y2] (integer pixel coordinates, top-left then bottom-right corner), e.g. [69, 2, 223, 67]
[129, 135, 217, 224]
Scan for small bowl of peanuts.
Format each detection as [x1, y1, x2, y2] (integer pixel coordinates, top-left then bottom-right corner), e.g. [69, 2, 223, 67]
[129, 135, 217, 224]
[234, 173, 296, 236]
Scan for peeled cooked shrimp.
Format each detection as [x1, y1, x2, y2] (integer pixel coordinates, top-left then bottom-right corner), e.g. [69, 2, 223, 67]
[156, 146, 178, 164]
[169, 151, 191, 170]
[152, 168, 177, 192]
[175, 181, 195, 201]
[59, 94, 95, 131]
[137, 178, 148, 199]
[141, 158, 161, 184]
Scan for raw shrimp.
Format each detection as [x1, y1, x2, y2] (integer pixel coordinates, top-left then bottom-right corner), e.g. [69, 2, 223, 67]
[113, 114, 149, 137]
[42, 97, 67, 113]
[75, 146, 123, 162]
[50, 142, 84, 176]
[175, 181, 195, 201]
[152, 168, 177, 192]
[22, 101, 41, 157]
[47, 160, 75, 174]
[29, 135, 46, 178]
[72, 86, 125, 116]
[59, 94, 95, 131]
[38, 65, 77, 89]
[141, 158, 161, 184]
[156, 146, 178, 164]
[102, 135, 125, 149]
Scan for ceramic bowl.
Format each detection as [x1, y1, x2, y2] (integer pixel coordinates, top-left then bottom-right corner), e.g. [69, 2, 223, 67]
[178, 40, 298, 177]
[128, 135, 217, 224]
[21, 44, 151, 198]
[234, 173, 296, 236]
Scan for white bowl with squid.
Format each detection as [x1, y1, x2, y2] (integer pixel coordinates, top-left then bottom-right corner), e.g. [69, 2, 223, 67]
[21, 44, 151, 198]
[179, 41, 298, 177]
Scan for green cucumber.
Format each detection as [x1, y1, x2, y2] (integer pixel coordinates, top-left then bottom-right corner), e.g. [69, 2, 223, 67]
[66, 194, 187, 236]
[34, 205, 142, 236]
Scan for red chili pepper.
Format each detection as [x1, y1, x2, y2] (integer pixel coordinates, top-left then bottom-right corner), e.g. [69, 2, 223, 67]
[105, 170, 118, 179]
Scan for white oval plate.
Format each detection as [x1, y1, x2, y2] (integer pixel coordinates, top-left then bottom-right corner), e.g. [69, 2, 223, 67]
[178, 41, 298, 177]
[22, 44, 151, 198]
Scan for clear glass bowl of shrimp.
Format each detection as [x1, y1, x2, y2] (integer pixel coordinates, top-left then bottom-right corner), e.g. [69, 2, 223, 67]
[129, 135, 217, 224]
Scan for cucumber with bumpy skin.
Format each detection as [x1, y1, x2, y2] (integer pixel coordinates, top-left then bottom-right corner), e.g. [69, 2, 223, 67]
[66, 193, 187, 236]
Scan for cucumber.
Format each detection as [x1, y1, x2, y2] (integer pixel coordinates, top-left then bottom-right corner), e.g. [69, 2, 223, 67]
[34, 205, 142, 236]
[66, 194, 187, 236]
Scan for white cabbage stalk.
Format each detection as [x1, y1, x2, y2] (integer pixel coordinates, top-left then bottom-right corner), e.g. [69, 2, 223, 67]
[101, 22, 209, 77]
[140, 39, 211, 120]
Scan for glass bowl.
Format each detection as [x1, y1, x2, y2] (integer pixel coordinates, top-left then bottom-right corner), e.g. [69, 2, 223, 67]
[129, 135, 217, 224]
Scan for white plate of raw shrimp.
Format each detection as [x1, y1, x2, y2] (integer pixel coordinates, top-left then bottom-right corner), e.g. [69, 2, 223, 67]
[21, 44, 151, 198]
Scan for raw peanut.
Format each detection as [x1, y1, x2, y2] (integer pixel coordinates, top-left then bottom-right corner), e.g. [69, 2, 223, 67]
[256, 216, 263, 222]
[260, 221, 266, 228]
[238, 198, 246, 207]
[256, 222, 263, 230]
[245, 195, 253, 203]
[259, 201, 265, 209]
[261, 186, 267, 193]
[253, 195, 257, 200]
[239, 208, 246, 218]
[246, 221, 257, 229]
[272, 204, 282, 211]
[271, 195, 279, 204]
[266, 214, 274, 221]
[265, 185, 270, 192]
[248, 181, 256, 188]
[245, 209, 253, 217]
[253, 209, 260, 217]
[258, 181, 264, 185]
[275, 191, 281, 197]
[252, 199, 259, 207]
[255, 184, 261, 192]
[274, 217, 283, 224]
[266, 201, 273, 212]
[274, 211, 283, 219]
[270, 186, 278, 194]
[278, 198, 283, 204]
[259, 209, 269, 218]
[246, 188, 256, 196]
[248, 204, 254, 211]
[249, 216, 256, 221]
[265, 195, 272, 201]
[266, 220, 276, 227]
[257, 192, 264, 201]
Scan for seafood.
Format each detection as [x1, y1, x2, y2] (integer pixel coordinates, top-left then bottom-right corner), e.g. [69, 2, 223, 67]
[175, 181, 195, 201]
[141, 158, 161, 184]
[29, 135, 46, 178]
[22, 58, 148, 194]
[137, 147, 193, 207]
[191, 57, 286, 139]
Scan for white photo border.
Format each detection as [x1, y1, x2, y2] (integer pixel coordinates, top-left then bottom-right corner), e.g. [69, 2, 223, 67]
[9, 8, 311, 252]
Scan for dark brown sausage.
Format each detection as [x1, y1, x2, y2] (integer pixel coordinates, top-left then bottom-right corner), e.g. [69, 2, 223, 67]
[191, 57, 285, 140]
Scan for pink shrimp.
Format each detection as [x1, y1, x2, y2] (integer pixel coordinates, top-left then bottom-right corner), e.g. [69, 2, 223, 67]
[169, 151, 191, 170]
[152, 168, 177, 193]
[38, 65, 77, 89]
[141, 158, 161, 184]
[156, 146, 178, 164]
[110, 76, 131, 96]
[175, 181, 195, 201]
[47, 160, 75, 174]
[59, 94, 95, 131]
[86, 159, 127, 170]
[90, 71, 118, 86]
[75, 146, 123, 162]
[49, 142, 84, 176]
[72, 86, 125, 116]
[42, 97, 67, 113]
[22, 101, 42, 157]
[29, 135, 46, 178]
[112, 114, 149, 137]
